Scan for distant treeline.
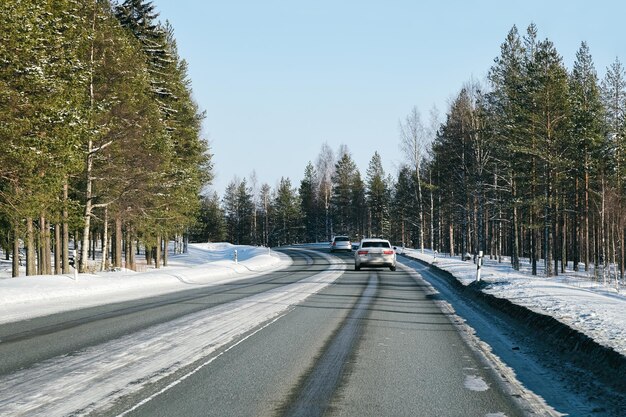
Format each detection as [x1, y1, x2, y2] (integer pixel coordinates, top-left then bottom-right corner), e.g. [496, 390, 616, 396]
[0, 0, 212, 276]
[198, 24, 626, 279]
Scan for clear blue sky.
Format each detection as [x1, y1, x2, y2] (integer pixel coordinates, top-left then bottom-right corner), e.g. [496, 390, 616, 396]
[154, 0, 626, 195]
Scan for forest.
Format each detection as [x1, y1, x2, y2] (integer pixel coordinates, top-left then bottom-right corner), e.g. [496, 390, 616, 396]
[3, 2, 625, 283]
[0, 0, 212, 277]
[201, 24, 626, 281]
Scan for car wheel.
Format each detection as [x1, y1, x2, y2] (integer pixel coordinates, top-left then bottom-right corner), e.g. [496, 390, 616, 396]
[390, 266, 396, 271]
[355, 265, 360, 271]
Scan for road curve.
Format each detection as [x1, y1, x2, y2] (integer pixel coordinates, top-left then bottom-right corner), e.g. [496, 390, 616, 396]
[116, 249, 526, 417]
[0, 248, 535, 417]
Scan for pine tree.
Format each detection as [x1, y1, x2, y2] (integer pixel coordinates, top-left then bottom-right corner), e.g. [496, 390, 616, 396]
[351, 170, 367, 241]
[394, 166, 416, 247]
[487, 25, 526, 270]
[331, 150, 359, 237]
[112, 1, 212, 266]
[0, 0, 87, 276]
[271, 178, 302, 246]
[78, 0, 167, 272]
[602, 58, 626, 188]
[570, 42, 605, 272]
[300, 162, 319, 242]
[115, 0, 175, 124]
[527, 39, 570, 276]
[366, 152, 390, 238]
[222, 180, 239, 244]
[258, 183, 272, 246]
[190, 192, 225, 242]
[150, 24, 212, 245]
[236, 179, 254, 245]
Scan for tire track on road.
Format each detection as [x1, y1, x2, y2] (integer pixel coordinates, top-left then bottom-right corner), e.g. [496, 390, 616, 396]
[281, 272, 378, 417]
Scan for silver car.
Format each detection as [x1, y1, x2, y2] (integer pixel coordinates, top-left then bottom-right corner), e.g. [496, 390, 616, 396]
[330, 236, 352, 252]
[354, 238, 396, 271]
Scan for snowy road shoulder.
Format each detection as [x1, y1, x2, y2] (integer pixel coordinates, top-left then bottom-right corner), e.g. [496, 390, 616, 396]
[0, 243, 291, 325]
[399, 249, 626, 358]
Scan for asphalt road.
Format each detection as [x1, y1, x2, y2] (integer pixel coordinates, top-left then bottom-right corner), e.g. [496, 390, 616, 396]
[0, 248, 529, 417]
[109, 249, 525, 417]
[0, 249, 324, 376]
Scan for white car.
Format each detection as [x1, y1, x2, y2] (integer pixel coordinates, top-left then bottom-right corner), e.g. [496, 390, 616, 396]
[330, 236, 352, 252]
[354, 238, 396, 271]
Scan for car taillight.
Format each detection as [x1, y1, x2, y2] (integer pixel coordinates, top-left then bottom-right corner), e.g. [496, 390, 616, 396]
[383, 250, 394, 255]
[358, 250, 368, 255]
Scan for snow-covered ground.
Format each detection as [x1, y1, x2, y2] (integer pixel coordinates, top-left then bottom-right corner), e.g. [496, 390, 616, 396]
[0, 243, 291, 325]
[399, 248, 626, 357]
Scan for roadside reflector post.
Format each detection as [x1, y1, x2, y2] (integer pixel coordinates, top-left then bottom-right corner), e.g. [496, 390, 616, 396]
[476, 250, 483, 282]
[234, 249, 238, 264]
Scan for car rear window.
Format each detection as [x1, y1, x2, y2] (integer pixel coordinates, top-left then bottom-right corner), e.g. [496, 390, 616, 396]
[362, 241, 390, 248]
[335, 237, 349, 242]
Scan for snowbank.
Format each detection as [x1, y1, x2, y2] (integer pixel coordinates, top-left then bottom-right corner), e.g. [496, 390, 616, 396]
[0, 243, 290, 324]
[399, 248, 626, 357]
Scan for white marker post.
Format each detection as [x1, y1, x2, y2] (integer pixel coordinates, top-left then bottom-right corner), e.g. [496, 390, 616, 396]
[234, 249, 238, 264]
[476, 250, 483, 282]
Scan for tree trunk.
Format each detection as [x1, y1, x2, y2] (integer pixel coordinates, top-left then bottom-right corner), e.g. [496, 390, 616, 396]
[80, 5, 97, 274]
[163, 234, 168, 267]
[438, 173, 442, 253]
[115, 215, 122, 268]
[101, 206, 109, 271]
[561, 202, 567, 274]
[145, 244, 152, 266]
[449, 221, 455, 257]
[611, 216, 617, 283]
[531, 213, 537, 276]
[62, 181, 70, 274]
[601, 178, 606, 271]
[416, 166, 424, 253]
[125, 227, 135, 271]
[26, 217, 36, 276]
[45, 219, 52, 274]
[511, 174, 520, 270]
[12, 224, 20, 278]
[477, 186, 485, 256]
[585, 160, 590, 271]
[38, 214, 45, 275]
[129, 233, 136, 270]
[618, 221, 625, 280]
[54, 224, 61, 275]
[128, 235, 137, 271]
[573, 177, 579, 271]
[429, 169, 434, 250]
[155, 236, 161, 269]
[544, 167, 553, 277]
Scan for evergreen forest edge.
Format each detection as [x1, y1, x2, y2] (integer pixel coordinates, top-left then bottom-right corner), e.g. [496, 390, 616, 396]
[1, 2, 624, 281]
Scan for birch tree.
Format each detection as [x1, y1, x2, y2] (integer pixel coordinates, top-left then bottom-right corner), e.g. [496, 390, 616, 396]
[315, 143, 335, 240]
[399, 106, 429, 251]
